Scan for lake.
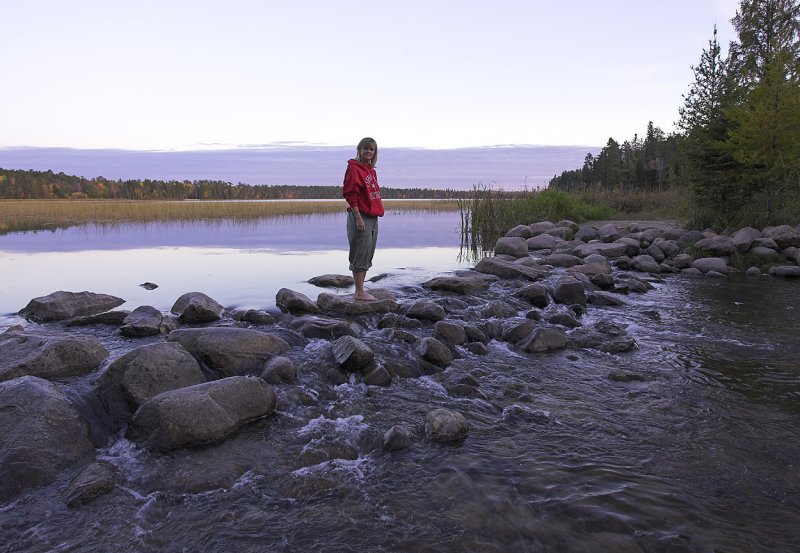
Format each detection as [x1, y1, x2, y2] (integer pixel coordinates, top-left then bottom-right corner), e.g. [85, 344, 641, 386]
[2, 209, 799, 552]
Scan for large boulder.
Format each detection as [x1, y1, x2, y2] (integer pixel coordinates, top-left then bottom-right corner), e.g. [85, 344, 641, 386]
[317, 292, 397, 315]
[539, 253, 582, 268]
[170, 292, 224, 323]
[0, 376, 95, 502]
[289, 315, 363, 339]
[515, 283, 549, 308]
[167, 327, 289, 377]
[417, 337, 453, 368]
[763, 225, 800, 249]
[494, 236, 529, 258]
[0, 331, 108, 383]
[632, 254, 662, 273]
[276, 288, 319, 315]
[599, 223, 624, 242]
[732, 227, 762, 252]
[425, 408, 469, 443]
[574, 225, 600, 242]
[307, 274, 354, 288]
[96, 342, 206, 427]
[474, 256, 546, 280]
[526, 233, 559, 250]
[19, 291, 125, 323]
[62, 461, 117, 507]
[518, 327, 568, 353]
[128, 376, 276, 451]
[422, 274, 490, 295]
[433, 320, 467, 345]
[692, 257, 728, 274]
[406, 301, 446, 322]
[529, 221, 556, 235]
[552, 275, 586, 305]
[331, 336, 375, 371]
[695, 236, 735, 256]
[505, 224, 532, 239]
[569, 319, 636, 353]
[119, 305, 164, 337]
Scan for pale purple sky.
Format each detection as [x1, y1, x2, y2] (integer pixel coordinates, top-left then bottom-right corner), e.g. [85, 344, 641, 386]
[1, 0, 739, 151]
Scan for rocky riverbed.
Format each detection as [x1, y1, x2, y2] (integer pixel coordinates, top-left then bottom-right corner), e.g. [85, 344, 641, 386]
[2, 219, 799, 550]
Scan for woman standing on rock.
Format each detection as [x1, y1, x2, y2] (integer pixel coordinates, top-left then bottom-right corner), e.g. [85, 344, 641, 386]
[342, 137, 384, 301]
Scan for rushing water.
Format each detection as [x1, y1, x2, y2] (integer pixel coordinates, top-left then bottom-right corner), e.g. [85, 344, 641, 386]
[1, 214, 799, 553]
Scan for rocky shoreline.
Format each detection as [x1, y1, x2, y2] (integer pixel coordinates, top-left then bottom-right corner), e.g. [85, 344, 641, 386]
[1, 219, 799, 506]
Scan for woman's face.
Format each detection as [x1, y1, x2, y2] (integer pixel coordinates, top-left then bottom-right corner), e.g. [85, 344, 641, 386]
[359, 144, 376, 163]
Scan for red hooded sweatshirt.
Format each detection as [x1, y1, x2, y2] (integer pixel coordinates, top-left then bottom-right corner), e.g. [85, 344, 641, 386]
[342, 159, 384, 217]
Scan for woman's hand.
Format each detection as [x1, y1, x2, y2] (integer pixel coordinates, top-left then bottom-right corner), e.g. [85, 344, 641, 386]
[355, 212, 365, 232]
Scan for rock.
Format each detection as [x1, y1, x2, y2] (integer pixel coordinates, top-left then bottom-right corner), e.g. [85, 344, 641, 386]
[422, 274, 490, 295]
[539, 253, 582, 267]
[692, 257, 728, 274]
[608, 370, 648, 383]
[170, 292, 224, 323]
[706, 270, 728, 278]
[317, 290, 398, 315]
[656, 239, 680, 258]
[506, 225, 532, 239]
[331, 336, 374, 371]
[66, 310, 130, 327]
[763, 225, 800, 249]
[526, 234, 559, 250]
[474, 256, 546, 280]
[307, 274, 355, 288]
[769, 266, 800, 278]
[732, 227, 762, 252]
[384, 359, 423, 379]
[556, 219, 579, 232]
[232, 309, 276, 325]
[63, 462, 117, 507]
[599, 223, 624, 242]
[587, 292, 626, 307]
[529, 221, 555, 235]
[575, 242, 629, 258]
[425, 408, 469, 443]
[679, 230, 706, 246]
[569, 255, 612, 276]
[552, 276, 586, 305]
[128, 376, 277, 452]
[139, 282, 159, 290]
[570, 319, 636, 353]
[745, 266, 762, 277]
[614, 237, 642, 257]
[434, 320, 467, 345]
[417, 337, 453, 368]
[406, 301, 446, 322]
[673, 253, 693, 269]
[501, 319, 536, 343]
[261, 356, 296, 384]
[752, 237, 779, 249]
[590, 273, 615, 290]
[750, 246, 779, 258]
[97, 342, 206, 427]
[19, 291, 126, 323]
[495, 236, 529, 258]
[479, 300, 519, 319]
[695, 236, 735, 256]
[377, 313, 422, 329]
[547, 312, 581, 328]
[575, 225, 600, 242]
[384, 425, 414, 450]
[0, 376, 95, 503]
[515, 283, 549, 307]
[466, 342, 489, 355]
[645, 243, 666, 262]
[502, 405, 551, 424]
[275, 288, 319, 315]
[362, 364, 392, 386]
[632, 255, 661, 273]
[518, 327, 569, 353]
[120, 305, 164, 337]
[0, 331, 108, 383]
[167, 327, 289, 377]
[288, 315, 363, 339]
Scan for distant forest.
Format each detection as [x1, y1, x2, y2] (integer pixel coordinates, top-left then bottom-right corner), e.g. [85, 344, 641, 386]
[0, 167, 472, 201]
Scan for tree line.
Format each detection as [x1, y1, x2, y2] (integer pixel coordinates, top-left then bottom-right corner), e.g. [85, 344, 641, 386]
[0, 168, 472, 201]
[549, 0, 800, 228]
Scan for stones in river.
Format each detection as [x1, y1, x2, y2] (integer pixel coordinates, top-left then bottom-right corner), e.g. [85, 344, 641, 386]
[0, 331, 108, 383]
[331, 336, 374, 372]
[307, 274, 355, 288]
[384, 425, 414, 450]
[474, 256, 546, 280]
[261, 355, 296, 384]
[552, 275, 586, 306]
[406, 301, 446, 322]
[289, 315, 363, 339]
[120, 305, 164, 337]
[691, 257, 728, 274]
[62, 461, 117, 507]
[422, 274, 490, 295]
[417, 337, 453, 368]
[276, 288, 319, 315]
[18, 290, 126, 323]
[769, 265, 800, 278]
[66, 310, 131, 327]
[128, 376, 277, 452]
[494, 236, 529, 258]
[170, 292, 224, 323]
[517, 327, 569, 353]
[570, 319, 636, 353]
[317, 291, 398, 315]
[425, 408, 469, 443]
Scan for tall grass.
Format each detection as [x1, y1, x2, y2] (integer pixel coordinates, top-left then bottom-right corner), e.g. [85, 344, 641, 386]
[0, 198, 459, 234]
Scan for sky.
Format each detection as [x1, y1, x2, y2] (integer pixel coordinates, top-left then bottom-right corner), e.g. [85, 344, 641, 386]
[1, 0, 741, 152]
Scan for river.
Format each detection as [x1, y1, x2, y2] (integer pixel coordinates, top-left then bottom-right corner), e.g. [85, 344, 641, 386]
[1, 212, 799, 552]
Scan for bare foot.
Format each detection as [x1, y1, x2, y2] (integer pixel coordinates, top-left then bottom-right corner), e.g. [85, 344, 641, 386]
[354, 291, 377, 301]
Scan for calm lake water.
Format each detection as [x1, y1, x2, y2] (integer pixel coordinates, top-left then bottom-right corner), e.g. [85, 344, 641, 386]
[2, 211, 799, 552]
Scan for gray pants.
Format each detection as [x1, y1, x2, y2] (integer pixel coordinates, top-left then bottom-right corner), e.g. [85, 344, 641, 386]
[347, 212, 379, 272]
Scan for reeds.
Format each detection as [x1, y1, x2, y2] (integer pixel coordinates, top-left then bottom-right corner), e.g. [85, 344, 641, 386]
[0, 199, 459, 234]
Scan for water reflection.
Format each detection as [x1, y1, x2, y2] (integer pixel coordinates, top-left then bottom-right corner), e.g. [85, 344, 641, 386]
[0, 211, 471, 321]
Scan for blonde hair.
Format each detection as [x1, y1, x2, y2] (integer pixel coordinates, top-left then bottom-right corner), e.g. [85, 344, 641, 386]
[356, 137, 378, 167]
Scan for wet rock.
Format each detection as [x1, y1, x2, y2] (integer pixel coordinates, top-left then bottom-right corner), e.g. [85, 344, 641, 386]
[631, 255, 661, 273]
[377, 312, 422, 329]
[645, 243, 666, 262]
[129, 376, 276, 452]
[332, 336, 374, 371]
[763, 225, 800, 249]
[0, 331, 108, 383]
[381, 328, 418, 343]
[384, 425, 414, 450]
[232, 309, 276, 325]
[474, 256, 546, 280]
[673, 253, 693, 269]
[769, 265, 800, 278]
[614, 237, 642, 257]
[139, 282, 159, 290]
[570, 319, 636, 353]
[570, 254, 612, 276]
[501, 405, 551, 424]
[406, 301, 446, 322]
[433, 320, 467, 345]
[546, 312, 582, 328]
[261, 355, 296, 384]
[66, 310, 130, 327]
[276, 288, 319, 315]
[587, 292, 626, 307]
[307, 274, 354, 288]
[417, 337, 453, 368]
[540, 253, 582, 267]
[745, 266, 763, 277]
[464, 324, 490, 344]
[495, 236, 529, 258]
[692, 257, 728, 274]
[63, 462, 117, 507]
[384, 359, 424, 379]
[466, 342, 489, 355]
[552, 275, 586, 305]
[288, 315, 363, 340]
[515, 283, 549, 307]
[608, 370, 648, 382]
[590, 273, 615, 290]
[362, 364, 392, 386]
[0, 376, 95, 503]
[526, 233, 559, 250]
[317, 291, 398, 315]
[120, 305, 163, 337]
[170, 292, 224, 323]
[422, 274, 490, 295]
[518, 327, 569, 353]
[501, 319, 536, 343]
[19, 291, 126, 323]
[167, 327, 289, 377]
[479, 300, 519, 319]
[97, 342, 206, 427]
[425, 408, 469, 443]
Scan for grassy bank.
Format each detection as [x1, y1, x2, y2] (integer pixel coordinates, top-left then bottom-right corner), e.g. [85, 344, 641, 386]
[0, 198, 459, 234]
